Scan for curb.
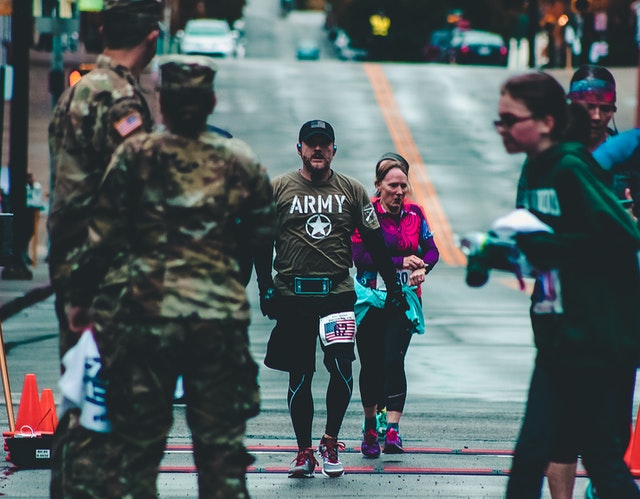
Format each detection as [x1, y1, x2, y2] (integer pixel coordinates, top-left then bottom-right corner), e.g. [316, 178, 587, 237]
[0, 284, 54, 322]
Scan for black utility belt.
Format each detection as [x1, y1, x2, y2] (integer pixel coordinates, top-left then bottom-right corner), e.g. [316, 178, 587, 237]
[280, 272, 349, 295]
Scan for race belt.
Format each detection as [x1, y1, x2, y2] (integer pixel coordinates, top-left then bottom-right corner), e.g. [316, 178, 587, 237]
[279, 271, 349, 295]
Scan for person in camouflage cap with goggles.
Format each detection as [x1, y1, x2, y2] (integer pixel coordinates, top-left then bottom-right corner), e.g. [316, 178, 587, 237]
[158, 54, 217, 92]
[66, 54, 277, 498]
[48, 0, 161, 496]
[101, 0, 163, 48]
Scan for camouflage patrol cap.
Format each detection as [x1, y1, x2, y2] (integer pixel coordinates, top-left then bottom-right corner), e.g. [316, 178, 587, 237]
[103, 0, 162, 17]
[159, 55, 217, 92]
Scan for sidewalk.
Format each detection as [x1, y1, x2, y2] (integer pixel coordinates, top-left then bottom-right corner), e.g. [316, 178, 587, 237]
[0, 48, 160, 313]
[0, 47, 114, 318]
[0, 263, 51, 320]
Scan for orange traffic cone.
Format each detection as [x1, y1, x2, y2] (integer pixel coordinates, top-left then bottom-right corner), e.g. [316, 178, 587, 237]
[625, 405, 640, 476]
[38, 388, 57, 433]
[14, 374, 41, 435]
[624, 423, 634, 463]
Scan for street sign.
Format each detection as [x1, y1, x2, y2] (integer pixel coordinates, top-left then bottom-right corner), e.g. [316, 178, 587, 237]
[369, 14, 390, 37]
[35, 17, 79, 36]
[594, 12, 607, 32]
[3, 65, 12, 101]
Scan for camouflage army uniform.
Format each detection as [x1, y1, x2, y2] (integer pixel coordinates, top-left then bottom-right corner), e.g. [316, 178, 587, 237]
[67, 56, 277, 498]
[48, 53, 154, 358]
[48, 2, 162, 498]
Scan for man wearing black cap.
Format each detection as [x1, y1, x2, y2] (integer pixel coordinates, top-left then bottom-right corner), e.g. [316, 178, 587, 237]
[254, 119, 408, 478]
[48, 0, 161, 496]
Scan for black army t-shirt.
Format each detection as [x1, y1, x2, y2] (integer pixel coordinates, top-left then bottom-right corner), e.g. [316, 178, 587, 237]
[272, 170, 379, 296]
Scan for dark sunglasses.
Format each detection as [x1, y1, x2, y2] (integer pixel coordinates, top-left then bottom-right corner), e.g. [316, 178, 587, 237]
[493, 114, 535, 129]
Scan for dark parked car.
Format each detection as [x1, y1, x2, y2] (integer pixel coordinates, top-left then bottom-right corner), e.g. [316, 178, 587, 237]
[448, 30, 508, 66]
[423, 29, 452, 63]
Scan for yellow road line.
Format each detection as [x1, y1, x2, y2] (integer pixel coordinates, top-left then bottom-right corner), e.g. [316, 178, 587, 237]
[363, 63, 466, 266]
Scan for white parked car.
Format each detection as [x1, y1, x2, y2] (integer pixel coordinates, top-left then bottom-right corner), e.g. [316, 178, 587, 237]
[177, 19, 238, 58]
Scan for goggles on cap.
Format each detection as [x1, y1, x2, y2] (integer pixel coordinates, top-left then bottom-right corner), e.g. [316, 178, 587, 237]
[568, 78, 616, 104]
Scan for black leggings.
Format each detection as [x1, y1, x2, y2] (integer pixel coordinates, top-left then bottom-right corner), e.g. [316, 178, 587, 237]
[288, 355, 353, 450]
[507, 364, 640, 499]
[357, 306, 413, 413]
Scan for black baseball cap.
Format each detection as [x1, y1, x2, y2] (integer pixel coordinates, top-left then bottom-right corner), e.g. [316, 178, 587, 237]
[298, 120, 335, 143]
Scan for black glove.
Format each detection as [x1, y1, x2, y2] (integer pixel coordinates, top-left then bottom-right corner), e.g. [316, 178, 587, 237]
[465, 251, 491, 288]
[385, 287, 409, 312]
[260, 286, 280, 319]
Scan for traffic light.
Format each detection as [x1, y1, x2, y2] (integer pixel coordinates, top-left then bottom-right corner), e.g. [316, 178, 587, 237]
[446, 9, 464, 26]
[369, 13, 390, 37]
[571, 0, 592, 14]
[68, 63, 96, 87]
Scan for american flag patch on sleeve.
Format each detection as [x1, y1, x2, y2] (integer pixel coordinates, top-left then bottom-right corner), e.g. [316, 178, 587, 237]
[114, 112, 143, 137]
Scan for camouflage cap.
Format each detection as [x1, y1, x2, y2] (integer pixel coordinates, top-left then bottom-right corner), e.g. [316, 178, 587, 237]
[159, 55, 217, 92]
[103, 0, 162, 17]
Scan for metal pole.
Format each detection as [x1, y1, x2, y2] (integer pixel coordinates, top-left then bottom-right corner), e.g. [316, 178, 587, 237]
[0, 65, 4, 175]
[2, 0, 32, 279]
[0, 321, 15, 432]
[30, 210, 38, 266]
[636, 48, 640, 128]
[528, 0, 539, 68]
[50, 0, 64, 107]
[633, 2, 640, 127]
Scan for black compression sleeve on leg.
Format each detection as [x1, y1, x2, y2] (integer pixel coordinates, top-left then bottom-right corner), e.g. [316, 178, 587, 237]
[325, 357, 353, 438]
[288, 372, 314, 449]
[384, 323, 411, 413]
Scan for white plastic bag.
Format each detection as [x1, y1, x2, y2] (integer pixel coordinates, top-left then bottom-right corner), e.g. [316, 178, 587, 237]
[59, 329, 111, 433]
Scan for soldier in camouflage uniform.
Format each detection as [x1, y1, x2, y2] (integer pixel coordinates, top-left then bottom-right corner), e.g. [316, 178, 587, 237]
[66, 55, 276, 498]
[48, 0, 161, 360]
[47, 0, 161, 496]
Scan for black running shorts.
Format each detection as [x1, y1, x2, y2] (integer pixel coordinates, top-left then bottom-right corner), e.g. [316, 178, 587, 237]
[264, 291, 356, 373]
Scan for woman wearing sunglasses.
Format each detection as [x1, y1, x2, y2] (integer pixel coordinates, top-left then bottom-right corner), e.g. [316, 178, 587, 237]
[495, 71, 640, 499]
